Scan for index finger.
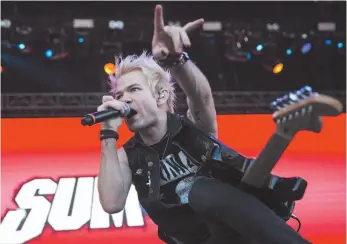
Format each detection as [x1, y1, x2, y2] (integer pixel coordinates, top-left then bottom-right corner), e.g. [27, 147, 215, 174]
[183, 18, 204, 33]
[154, 5, 165, 33]
[102, 95, 114, 103]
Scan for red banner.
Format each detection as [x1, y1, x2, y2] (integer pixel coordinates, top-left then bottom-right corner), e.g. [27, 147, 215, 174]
[1, 114, 346, 244]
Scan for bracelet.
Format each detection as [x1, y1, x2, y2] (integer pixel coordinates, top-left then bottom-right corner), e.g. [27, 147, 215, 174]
[99, 129, 119, 141]
[156, 52, 190, 69]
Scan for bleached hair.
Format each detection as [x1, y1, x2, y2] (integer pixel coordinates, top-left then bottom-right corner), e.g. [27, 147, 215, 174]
[109, 51, 176, 113]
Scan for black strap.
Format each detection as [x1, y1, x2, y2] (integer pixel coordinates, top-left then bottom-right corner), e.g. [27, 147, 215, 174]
[99, 129, 119, 141]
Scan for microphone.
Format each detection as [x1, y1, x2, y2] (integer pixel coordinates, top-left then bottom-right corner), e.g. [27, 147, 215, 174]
[81, 103, 131, 126]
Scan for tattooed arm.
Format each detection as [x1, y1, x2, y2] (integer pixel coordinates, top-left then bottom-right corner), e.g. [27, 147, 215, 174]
[171, 61, 218, 138]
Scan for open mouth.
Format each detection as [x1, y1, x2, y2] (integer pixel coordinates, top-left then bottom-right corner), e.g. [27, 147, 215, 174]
[126, 109, 138, 119]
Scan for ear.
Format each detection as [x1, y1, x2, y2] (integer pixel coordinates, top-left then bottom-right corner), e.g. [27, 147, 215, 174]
[156, 89, 169, 107]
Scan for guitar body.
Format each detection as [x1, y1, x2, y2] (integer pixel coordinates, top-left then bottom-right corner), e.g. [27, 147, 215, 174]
[208, 157, 307, 221]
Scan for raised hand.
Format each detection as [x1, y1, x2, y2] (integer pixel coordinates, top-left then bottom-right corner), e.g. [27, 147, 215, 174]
[152, 4, 204, 60]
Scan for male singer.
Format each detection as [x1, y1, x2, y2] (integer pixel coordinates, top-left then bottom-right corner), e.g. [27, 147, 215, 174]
[96, 5, 311, 244]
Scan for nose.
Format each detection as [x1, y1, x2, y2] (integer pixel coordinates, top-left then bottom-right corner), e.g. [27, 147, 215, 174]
[120, 93, 133, 104]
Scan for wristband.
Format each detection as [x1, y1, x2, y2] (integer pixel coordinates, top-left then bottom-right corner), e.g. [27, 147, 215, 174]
[99, 129, 119, 141]
[156, 52, 190, 69]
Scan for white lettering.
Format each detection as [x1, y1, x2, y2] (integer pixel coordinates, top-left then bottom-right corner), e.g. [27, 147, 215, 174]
[48, 177, 94, 231]
[1, 176, 145, 243]
[0, 179, 57, 244]
[123, 185, 145, 227]
[89, 177, 111, 229]
[160, 151, 198, 185]
[90, 177, 144, 228]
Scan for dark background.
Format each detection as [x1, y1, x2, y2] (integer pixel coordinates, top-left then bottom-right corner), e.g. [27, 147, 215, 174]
[1, 1, 346, 93]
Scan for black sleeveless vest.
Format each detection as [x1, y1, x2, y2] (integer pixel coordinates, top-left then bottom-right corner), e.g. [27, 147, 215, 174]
[123, 113, 253, 242]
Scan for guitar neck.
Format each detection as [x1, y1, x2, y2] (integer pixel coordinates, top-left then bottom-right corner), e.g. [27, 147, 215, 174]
[241, 130, 294, 188]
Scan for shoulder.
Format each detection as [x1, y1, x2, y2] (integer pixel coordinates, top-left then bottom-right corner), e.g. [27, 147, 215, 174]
[123, 136, 137, 149]
[118, 136, 136, 165]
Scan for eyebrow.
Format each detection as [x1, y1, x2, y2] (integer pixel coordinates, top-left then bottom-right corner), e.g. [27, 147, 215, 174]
[114, 83, 141, 97]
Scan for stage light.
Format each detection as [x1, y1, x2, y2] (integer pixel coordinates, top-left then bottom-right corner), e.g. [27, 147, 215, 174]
[301, 43, 312, 54]
[45, 49, 53, 58]
[337, 42, 343, 48]
[104, 63, 115, 75]
[18, 43, 26, 50]
[273, 63, 283, 74]
[1, 19, 11, 28]
[73, 19, 94, 29]
[301, 33, 308, 39]
[108, 20, 124, 30]
[0, 65, 3, 73]
[78, 37, 84, 43]
[325, 40, 332, 45]
[246, 53, 251, 60]
[256, 44, 263, 51]
[286, 49, 292, 55]
[262, 59, 283, 74]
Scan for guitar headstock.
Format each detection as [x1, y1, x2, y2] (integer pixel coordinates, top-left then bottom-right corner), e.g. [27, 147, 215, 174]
[270, 86, 343, 135]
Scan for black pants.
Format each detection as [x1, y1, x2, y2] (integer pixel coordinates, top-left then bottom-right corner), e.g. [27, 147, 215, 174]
[188, 177, 312, 244]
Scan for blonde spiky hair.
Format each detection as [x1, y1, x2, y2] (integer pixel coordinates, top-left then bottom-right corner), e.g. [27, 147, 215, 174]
[109, 51, 176, 113]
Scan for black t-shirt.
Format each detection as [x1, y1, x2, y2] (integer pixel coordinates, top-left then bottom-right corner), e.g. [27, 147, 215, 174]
[150, 134, 199, 205]
[150, 135, 210, 242]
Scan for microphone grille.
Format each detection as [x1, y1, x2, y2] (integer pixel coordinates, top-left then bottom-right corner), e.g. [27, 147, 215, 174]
[123, 103, 131, 116]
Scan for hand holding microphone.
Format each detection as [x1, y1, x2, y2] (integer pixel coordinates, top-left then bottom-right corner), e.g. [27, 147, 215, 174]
[81, 96, 129, 131]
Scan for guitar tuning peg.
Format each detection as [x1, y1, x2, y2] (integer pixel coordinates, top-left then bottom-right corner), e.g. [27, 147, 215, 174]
[282, 94, 289, 101]
[299, 86, 313, 96]
[271, 101, 283, 111]
[308, 105, 313, 113]
[301, 107, 308, 116]
[270, 101, 278, 110]
[288, 93, 298, 102]
[270, 97, 284, 111]
[295, 90, 307, 99]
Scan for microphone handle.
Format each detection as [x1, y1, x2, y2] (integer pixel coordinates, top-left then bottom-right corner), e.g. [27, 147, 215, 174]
[81, 109, 121, 126]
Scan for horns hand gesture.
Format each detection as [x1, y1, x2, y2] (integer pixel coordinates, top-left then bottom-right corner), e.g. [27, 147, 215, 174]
[152, 5, 204, 60]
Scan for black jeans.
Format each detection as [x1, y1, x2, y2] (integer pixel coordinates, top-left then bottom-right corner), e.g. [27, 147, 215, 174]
[188, 177, 312, 244]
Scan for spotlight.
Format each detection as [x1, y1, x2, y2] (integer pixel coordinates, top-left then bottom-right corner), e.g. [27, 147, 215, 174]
[18, 43, 26, 50]
[108, 20, 124, 30]
[324, 40, 332, 45]
[45, 49, 53, 58]
[337, 42, 344, 48]
[256, 44, 264, 51]
[262, 59, 284, 74]
[273, 63, 284, 74]
[301, 43, 312, 54]
[246, 53, 251, 60]
[1, 19, 11, 28]
[104, 63, 115, 75]
[286, 49, 292, 55]
[78, 37, 84, 43]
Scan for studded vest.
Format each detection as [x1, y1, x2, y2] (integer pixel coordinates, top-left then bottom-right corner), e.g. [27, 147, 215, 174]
[122, 113, 253, 242]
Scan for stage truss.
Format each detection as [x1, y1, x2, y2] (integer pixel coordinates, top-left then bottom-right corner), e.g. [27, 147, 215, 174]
[1, 91, 345, 117]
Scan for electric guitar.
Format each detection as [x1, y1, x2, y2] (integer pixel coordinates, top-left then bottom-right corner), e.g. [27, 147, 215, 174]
[240, 86, 343, 220]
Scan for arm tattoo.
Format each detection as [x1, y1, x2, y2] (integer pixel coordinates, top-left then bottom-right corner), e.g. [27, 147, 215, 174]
[193, 109, 203, 123]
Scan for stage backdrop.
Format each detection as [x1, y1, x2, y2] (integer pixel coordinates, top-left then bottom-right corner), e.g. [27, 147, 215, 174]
[1, 114, 346, 244]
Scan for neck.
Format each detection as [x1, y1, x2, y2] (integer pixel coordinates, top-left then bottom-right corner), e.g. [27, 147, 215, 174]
[139, 110, 168, 145]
